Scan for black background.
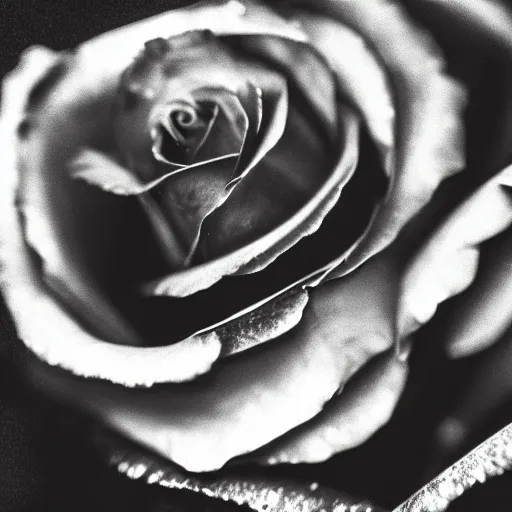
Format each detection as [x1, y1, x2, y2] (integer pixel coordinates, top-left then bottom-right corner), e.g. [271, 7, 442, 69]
[1, 1, 512, 511]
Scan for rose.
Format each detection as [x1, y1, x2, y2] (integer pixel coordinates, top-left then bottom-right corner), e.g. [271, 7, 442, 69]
[2, 0, 512, 494]
[4, 0, 512, 508]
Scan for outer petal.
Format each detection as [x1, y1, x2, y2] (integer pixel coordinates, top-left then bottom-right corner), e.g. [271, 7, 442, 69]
[397, 165, 512, 341]
[0, 47, 222, 387]
[26, 253, 397, 472]
[301, 0, 467, 281]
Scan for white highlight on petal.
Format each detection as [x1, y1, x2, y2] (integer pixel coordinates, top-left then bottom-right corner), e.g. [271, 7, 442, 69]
[211, 290, 310, 356]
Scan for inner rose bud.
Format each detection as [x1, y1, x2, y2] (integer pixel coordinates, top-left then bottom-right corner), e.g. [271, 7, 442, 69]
[154, 100, 221, 166]
[66, 27, 341, 279]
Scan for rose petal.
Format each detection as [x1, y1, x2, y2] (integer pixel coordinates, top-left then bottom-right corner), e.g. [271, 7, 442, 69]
[70, 149, 147, 195]
[296, 11, 395, 174]
[397, 165, 512, 341]
[226, 80, 263, 180]
[0, 49, 223, 386]
[144, 104, 359, 297]
[444, 227, 512, 357]
[200, 100, 329, 262]
[2, 200, 222, 386]
[2, 194, 222, 386]
[150, 155, 239, 265]
[213, 289, 310, 356]
[259, 352, 408, 465]
[304, 0, 467, 281]
[8, 53, 148, 349]
[26, 253, 396, 472]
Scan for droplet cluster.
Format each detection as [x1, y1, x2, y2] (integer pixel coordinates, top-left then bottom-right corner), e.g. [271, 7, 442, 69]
[108, 443, 384, 512]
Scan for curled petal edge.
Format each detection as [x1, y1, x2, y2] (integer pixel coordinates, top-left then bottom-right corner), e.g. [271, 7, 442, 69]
[445, 228, 512, 358]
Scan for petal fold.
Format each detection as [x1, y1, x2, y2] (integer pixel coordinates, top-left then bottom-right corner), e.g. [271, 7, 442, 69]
[236, 34, 338, 142]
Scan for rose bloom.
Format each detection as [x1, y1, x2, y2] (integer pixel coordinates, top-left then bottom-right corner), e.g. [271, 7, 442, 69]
[2, 0, 512, 510]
